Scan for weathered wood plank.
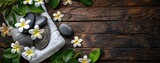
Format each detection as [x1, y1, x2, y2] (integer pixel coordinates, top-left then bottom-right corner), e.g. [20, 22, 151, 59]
[56, 21, 152, 34]
[48, 7, 160, 21]
[63, 34, 160, 48]
[75, 48, 160, 61]
[55, 0, 160, 7]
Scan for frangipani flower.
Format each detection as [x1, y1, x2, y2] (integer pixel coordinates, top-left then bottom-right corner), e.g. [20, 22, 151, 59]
[63, 0, 72, 5]
[22, 47, 37, 60]
[23, 0, 33, 5]
[53, 11, 64, 21]
[11, 41, 23, 54]
[71, 36, 83, 48]
[15, 18, 30, 32]
[29, 25, 44, 40]
[0, 23, 12, 37]
[35, 0, 45, 7]
[78, 55, 91, 63]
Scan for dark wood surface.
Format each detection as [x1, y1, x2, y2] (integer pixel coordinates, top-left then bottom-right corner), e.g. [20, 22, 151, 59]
[0, 0, 160, 63]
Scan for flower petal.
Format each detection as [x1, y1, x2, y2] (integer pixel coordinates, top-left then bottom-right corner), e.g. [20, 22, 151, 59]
[74, 36, 79, 40]
[71, 40, 75, 43]
[15, 23, 21, 27]
[24, 25, 30, 29]
[53, 18, 57, 21]
[20, 18, 25, 23]
[34, 25, 39, 29]
[11, 43, 15, 47]
[78, 58, 83, 62]
[31, 52, 37, 58]
[63, 2, 67, 5]
[58, 18, 62, 21]
[26, 55, 32, 60]
[11, 49, 16, 54]
[18, 27, 23, 32]
[17, 49, 21, 54]
[37, 35, 42, 39]
[24, 47, 30, 51]
[1, 33, 5, 37]
[35, 2, 40, 7]
[87, 59, 91, 62]
[83, 55, 88, 60]
[26, 20, 31, 24]
[31, 47, 35, 51]
[31, 35, 36, 40]
[57, 11, 61, 15]
[22, 52, 27, 57]
[28, 0, 33, 5]
[29, 29, 34, 34]
[15, 41, 20, 45]
[53, 13, 57, 16]
[78, 39, 83, 42]
[77, 44, 81, 47]
[23, 1, 27, 4]
[60, 14, 64, 17]
[73, 44, 77, 48]
[40, 29, 44, 34]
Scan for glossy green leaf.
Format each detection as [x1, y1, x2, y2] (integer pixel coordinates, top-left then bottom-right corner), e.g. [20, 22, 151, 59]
[2, 56, 11, 63]
[80, 0, 93, 6]
[27, 4, 45, 13]
[12, 12, 17, 27]
[50, 50, 63, 62]
[89, 48, 101, 63]
[3, 48, 19, 59]
[67, 59, 79, 63]
[4, 9, 12, 19]
[53, 57, 65, 63]
[58, 49, 75, 62]
[18, 3, 27, 15]
[49, 0, 60, 9]
[12, 55, 20, 63]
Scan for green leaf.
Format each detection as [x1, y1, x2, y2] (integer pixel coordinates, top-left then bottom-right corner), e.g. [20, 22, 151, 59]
[18, 3, 27, 15]
[58, 49, 75, 62]
[12, 55, 20, 63]
[53, 57, 65, 63]
[3, 48, 19, 59]
[12, 12, 17, 27]
[50, 50, 63, 62]
[80, 0, 93, 6]
[4, 9, 12, 19]
[49, 0, 60, 9]
[89, 48, 101, 63]
[67, 59, 78, 63]
[27, 4, 45, 13]
[2, 56, 11, 63]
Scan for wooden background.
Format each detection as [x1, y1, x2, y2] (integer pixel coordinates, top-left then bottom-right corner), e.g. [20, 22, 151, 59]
[1, 0, 160, 63]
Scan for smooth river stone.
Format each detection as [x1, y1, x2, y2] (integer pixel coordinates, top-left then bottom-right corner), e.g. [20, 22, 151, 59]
[35, 16, 47, 28]
[22, 12, 36, 34]
[11, 28, 34, 46]
[34, 25, 50, 50]
[59, 23, 74, 37]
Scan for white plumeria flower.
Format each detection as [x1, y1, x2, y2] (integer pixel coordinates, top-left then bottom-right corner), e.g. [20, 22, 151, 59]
[15, 18, 31, 32]
[34, 0, 45, 7]
[29, 25, 44, 40]
[78, 55, 91, 63]
[53, 11, 64, 21]
[63, 0, 72, 5]
[71, 36, 83, 48]
[23, 0, 33, 5]
[11, 41, 23, 54]
[22, 47, 37, 60]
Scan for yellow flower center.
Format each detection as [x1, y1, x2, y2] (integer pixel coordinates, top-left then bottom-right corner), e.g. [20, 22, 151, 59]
[74, 40, 79, 44]
[82, 59, 87, 63]
[26, 0, 30, 2]
[66, 0, 71, 2]
[26, 49, 33, 56]
[56, 14, 61, 18]
[13, 45, 20, 51]
[2, 26, 9, 34]
[20, 22, 26, 27]
[33, 29, 40, 36]
[37, 0, 43, 2]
